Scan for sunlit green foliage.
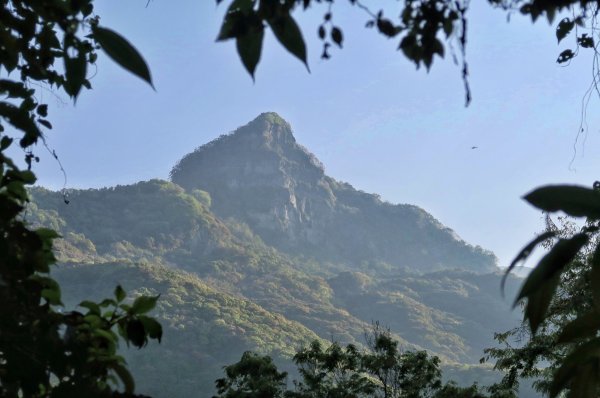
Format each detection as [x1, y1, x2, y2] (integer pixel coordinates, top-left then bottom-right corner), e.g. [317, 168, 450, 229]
[0, 0, 161, 396]
[53, 261, 322, 397]
[214, 352, 288, 398]
[5, 0, 597, 396]
[193, 189, 213, 208]
[217, 325, 513, 398]
[28, 180, 526, 396]
[502, 184, 600, 397]
[30, 180, 229, 254]
[484, 215, 600, 397]
[29, 181, 522, 355]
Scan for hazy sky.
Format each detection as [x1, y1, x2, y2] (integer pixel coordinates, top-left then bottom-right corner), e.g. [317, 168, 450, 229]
[29, 1, 600, 268]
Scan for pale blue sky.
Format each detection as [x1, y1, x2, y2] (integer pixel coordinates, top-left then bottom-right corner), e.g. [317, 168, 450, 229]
[30, 1, 600, 268]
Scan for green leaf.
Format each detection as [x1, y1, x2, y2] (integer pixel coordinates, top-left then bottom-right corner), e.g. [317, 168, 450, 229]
[516, 233, 588, 302]
[550, 338, 600, 398]
[524, 185, 600, 219]
[556, 49, 575, 64]
[99, 298, 117, 308]
[217, 0, 254, 41]
[36, 104, 48, 117]
[92, 26, 153, 88]
[114, 285, 126, 303]
[267, 13, 309, 70]
[0, 136, 13, 150]
[126, 318, 146, 348]
[38, 119, 52, 130]
[443, 18, 454, 37]
[556, 18, 574, 43]
[523, 275, 559, 333]
[515, 233, 589, 333]
[79, 300, 101, 315]
[18, 170, 36, 184]
[41, 287, 62, 306]
[557, 311, 600, 344]
[591, 245, 600, 307]
[0, 80, 30, 98]
[378, 18, 401, 38]
[20, 97, 36, 112]
[331, 27, 343, 48]
[84, 314, 103, 328]
[6, 181, 27, 201]
[0, 30, 18, 71]
[30, 275, 62, 305]
[112, 363, 135, 393]
[503, 231, 556, 294]
[578, 34, 594, 48]
[318, 25, 326, 39]
[236, 25, 264, 79]
[64, 53, 87, 98]
[546, 7, 556, 24]
[139, 315, 163, 343]
[92, 329, 117, 345]
[568, 364, 598, 398]
[130, 294, 160, 315]
[431, 38, 444, 58]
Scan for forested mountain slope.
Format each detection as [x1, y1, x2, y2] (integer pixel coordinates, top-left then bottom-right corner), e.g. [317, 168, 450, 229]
[52, 262, 322, 397]
[171, 113, 496, 273]
[27, 114, 523, 396]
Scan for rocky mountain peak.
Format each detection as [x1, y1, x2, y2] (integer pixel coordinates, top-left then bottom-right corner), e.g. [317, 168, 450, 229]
[223, 112, 300, 155]
[170, 112, 325, 190]
[170, 114, 497, 273]
[245, 112, 294, 142]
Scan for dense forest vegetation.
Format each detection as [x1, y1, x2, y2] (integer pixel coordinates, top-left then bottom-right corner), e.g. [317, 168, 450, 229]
[3, 0, 600, 397]
[24, 120, 519, 396]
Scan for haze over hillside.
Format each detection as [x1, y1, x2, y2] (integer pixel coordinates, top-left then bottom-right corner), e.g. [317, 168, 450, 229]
[28, 113, 522, 397]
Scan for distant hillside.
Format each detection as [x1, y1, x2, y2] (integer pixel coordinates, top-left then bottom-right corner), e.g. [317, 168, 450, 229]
[52, 261, 322, 397]
[29, 181, 377, 346]
[25, 114, 527, 397]
[170, 112, 496, 273]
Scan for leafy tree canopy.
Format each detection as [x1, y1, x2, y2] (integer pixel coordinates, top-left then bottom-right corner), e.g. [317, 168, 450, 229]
[214, 351, 288, 398]
[4, 0, 600, 397]
[0, 0, 161, 396]
[216, 0, 600, 107]
[215, 324, 514, 398]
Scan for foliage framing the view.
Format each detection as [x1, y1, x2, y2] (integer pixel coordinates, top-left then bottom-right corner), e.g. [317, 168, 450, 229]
[27, 174, 527, 395]
[0, 0, 160, 396]
[482, 216, 595, 396]
[4, 0, 600, 396]
[499, 184, 600, 398]
[217, 0, 600, 108]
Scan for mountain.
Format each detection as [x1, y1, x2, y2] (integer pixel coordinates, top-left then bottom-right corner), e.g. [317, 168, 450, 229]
[26, 113, 525, 397]
[170, 112, 496, 273]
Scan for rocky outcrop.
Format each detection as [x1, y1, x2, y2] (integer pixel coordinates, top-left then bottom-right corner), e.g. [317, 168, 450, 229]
[170, 113, 497, 273]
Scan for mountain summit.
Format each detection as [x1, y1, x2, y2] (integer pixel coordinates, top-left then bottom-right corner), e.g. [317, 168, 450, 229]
[170, 113, 496, 272]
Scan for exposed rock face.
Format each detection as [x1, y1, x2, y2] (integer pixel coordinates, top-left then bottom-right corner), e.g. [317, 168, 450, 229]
[170, 112, 497, 272]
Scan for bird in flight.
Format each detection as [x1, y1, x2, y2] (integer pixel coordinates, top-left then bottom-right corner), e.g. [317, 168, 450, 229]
[471, 146, 478, 150]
